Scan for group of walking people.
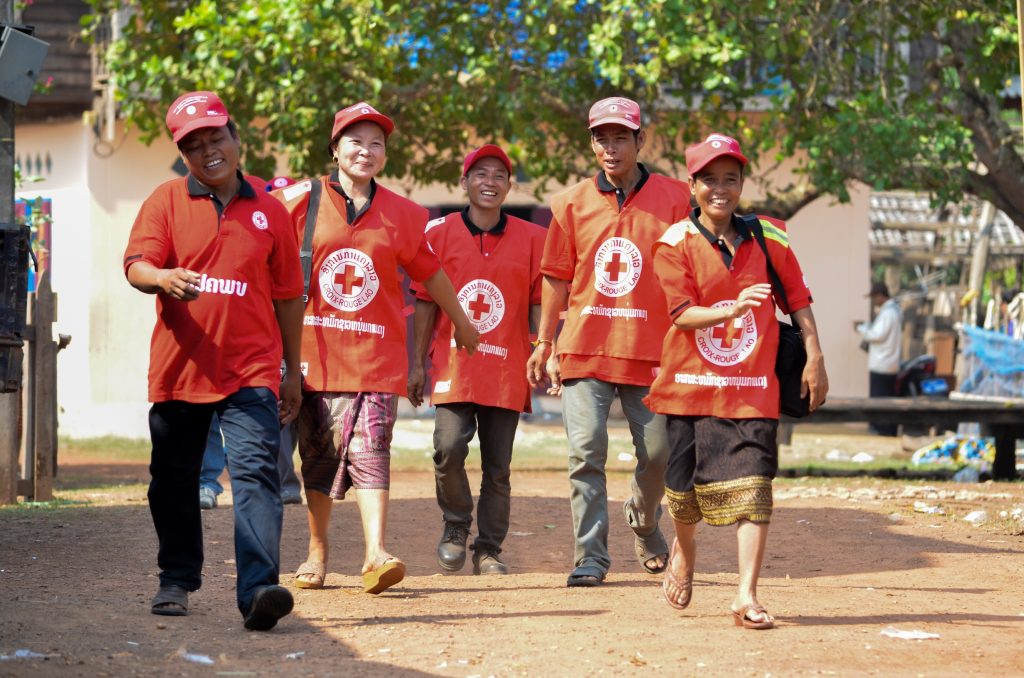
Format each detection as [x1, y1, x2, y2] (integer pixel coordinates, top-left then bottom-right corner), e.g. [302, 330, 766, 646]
[123, 90, 828, 633]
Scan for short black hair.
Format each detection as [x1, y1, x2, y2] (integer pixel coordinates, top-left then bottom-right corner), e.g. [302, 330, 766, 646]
[591, 128, 641, 143]
[176, 119, 239, 151]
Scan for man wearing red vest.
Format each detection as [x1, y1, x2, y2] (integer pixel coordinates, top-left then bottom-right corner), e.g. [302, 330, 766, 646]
[527, 97, 692, 586]
[409, 144, 546, 575]
[124, 91, 302, 631]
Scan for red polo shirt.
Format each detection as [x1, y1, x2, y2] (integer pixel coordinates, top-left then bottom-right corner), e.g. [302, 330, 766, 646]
[124, 174, 303, 403]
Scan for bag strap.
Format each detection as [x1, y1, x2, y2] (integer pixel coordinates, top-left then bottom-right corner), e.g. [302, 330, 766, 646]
[300, 179, 322, 303]
[741, 214, 795, 323]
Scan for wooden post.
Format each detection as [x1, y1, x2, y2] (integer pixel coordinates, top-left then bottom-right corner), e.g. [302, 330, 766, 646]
[30, 271, 56, 500]
[0, 0, 19, 505]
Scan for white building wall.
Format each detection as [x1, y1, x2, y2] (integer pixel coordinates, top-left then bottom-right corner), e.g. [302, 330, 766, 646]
[787, 186, 871, 398]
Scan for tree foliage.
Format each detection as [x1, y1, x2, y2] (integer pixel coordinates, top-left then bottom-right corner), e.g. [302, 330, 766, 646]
[85, 1, 1021, 222]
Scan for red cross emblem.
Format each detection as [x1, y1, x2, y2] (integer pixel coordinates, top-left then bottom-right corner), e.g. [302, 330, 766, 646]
[604, 251, 627, 282]
[712, 323, 736, 348]
[468, 292, 491, 320]
[334, 264, 364, 294]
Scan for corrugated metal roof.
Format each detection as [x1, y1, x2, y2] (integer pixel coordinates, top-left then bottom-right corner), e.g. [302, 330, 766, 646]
[869, 192, 1024, 259]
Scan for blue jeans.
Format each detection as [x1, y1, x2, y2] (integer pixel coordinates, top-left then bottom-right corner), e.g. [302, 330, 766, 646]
[561, 378, 667, 576]
[201, 414, 301, 497]
[148, 387, 283, 614]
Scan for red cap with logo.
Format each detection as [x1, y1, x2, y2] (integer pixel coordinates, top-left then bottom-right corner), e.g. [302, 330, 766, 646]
[685, 133, 749, 175]
[166, 91, 231, 143]
[265, 176, 296, 192]
[330, 102, 395, 145]
[462, 144, 512, 177]
[588, 97, 642, 130]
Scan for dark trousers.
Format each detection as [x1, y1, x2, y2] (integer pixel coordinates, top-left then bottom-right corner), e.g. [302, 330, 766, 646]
[433, 403, 520, 553]
[148, 387, 283, 614]
[868, 371, 899, 436]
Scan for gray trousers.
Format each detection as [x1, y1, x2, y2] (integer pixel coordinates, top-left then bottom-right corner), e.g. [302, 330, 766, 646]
[562, 378, 667, 576]
[433, 402, 520, 553]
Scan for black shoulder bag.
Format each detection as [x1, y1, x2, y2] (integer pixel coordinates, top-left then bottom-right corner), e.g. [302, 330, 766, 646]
[281, 179, 321, 381]
[300, 179, 322, 303]
[742, 215, 810, 418]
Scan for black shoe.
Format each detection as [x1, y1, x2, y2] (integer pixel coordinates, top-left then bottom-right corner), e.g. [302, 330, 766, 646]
[437, 522, 470, 572]
[472, 549, 509, 575]
[243, 585, 294, 631]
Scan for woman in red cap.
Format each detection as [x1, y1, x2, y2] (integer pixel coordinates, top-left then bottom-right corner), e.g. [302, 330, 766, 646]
[275, 103, 479, 595]
[645, 133, 828, 628]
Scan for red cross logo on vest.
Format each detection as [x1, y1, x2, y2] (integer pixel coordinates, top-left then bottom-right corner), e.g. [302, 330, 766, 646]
[457, 279, 505, 334]
[711, 323, 736, 348]
[318, 247, 380, 312]
[603, 252, 627, 282]
[695, 300, 758, 367]
[335, 264, 365, 294]
[594, 237, 642, 298]
[468, 293, 491, 321]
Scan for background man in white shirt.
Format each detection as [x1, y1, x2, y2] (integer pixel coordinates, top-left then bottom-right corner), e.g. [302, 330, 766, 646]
[856, 281, 902, 436]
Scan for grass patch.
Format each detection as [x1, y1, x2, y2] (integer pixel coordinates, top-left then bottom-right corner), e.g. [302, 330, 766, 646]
[0, 497, 89, 513]
[59, 435, 150, 462]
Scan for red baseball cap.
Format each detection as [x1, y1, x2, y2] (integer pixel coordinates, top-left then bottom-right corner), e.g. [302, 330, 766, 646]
[462, 144, 512, 176]
[588, 97, 642, 130]
[685, 133, 749, 175]
[166, 91, 231, 143]
[330, 102, 395, 145]
[265, 176, 296, 192]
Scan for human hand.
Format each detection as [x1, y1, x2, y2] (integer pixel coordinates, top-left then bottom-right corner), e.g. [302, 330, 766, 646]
[453, 321, 480, 356]
[527, 343, 551, 388]
[407, 364, 426, 408]
[732, 283, 772, 318]
[545, 352, 562, 396]
[157, 268, 201, 301]
[278, 371, 301, 424]
[801, 352, 829, 411]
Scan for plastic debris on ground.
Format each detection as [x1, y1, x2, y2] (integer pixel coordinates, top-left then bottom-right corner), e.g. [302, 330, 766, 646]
[177, 648, 215, 665]
[0, 649, 52, 661]
[880, 626, 941, 640]
[913, 501, 944, 514]
[911, 435, 995, 475]
[851, 452, 875, 464]
[616, 452, 633, 462]
[284, 651, 305, 660]
[963, 510, 988, 525]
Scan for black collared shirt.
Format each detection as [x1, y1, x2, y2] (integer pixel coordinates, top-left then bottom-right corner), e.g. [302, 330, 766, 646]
[461, 207, 507, 256]
[187, 171, 256, 216]
[328, 169, 377, 224]
[596, 162, 650, 211]
[689, 208, 750, 270]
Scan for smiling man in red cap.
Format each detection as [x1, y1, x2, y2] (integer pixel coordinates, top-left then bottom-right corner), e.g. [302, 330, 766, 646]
[408, 144, 546, 576]
[527, 96, 692, 587]
[646, 132, 827, 627]
[275, 102, 479, 595]
[123, 91, 303, 631]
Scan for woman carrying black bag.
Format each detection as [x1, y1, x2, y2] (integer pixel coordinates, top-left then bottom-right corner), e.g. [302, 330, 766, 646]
[644, 133, 828, 629]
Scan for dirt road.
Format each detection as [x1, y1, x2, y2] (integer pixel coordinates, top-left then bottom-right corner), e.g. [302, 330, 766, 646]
[1, 450, 1023, 676]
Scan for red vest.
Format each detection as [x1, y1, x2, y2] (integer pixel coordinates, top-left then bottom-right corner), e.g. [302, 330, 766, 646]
[542, 173, 692, 367]
[645, 216, 810, 419]
[279, 177, 432, 394]
[419, 212, 546, 411]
